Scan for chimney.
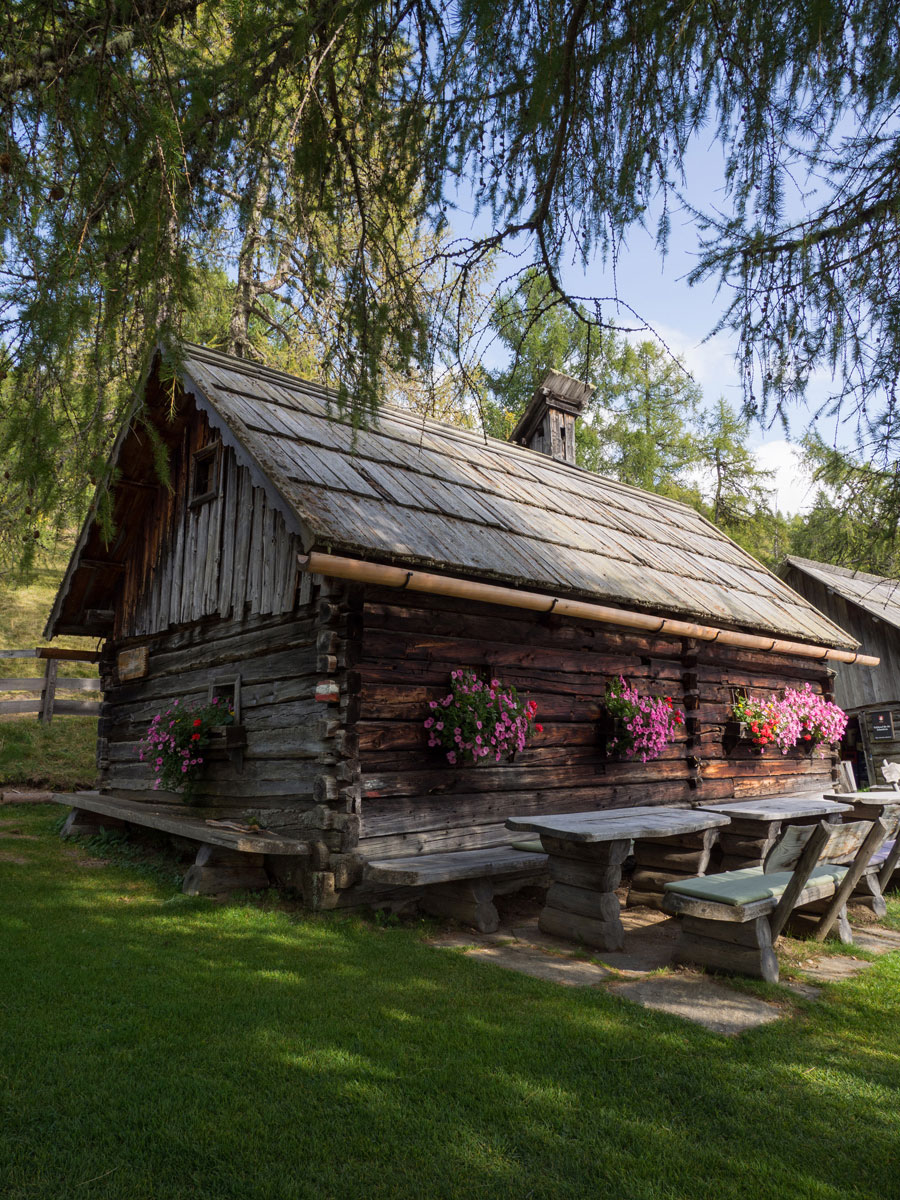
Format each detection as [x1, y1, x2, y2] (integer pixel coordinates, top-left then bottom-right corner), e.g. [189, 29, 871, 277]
[508, 370, 593, 465]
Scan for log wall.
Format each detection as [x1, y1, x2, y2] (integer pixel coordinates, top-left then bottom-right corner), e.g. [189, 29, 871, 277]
[353, 588, 836, 860]
[99, 608, 326, 812]
[98, 576, 361, 909]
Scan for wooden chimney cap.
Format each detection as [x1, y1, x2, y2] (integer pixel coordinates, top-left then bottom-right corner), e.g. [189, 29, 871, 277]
[509, 370, 594, 451]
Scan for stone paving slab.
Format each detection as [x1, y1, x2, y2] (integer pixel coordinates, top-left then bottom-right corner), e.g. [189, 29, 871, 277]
[425, 904, 900, 1015]
[796, 956, 875, 983]
[849, 926, 900, 954]
[464, 943, 612, 986]
[607, 975, 785, 1035]
[505, 908, 679, 974]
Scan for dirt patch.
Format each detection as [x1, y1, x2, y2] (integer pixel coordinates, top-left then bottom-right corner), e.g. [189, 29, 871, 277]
[0, 851, 29, 864]
[62, 847, 110, 868]
[0, 830, 39, 840]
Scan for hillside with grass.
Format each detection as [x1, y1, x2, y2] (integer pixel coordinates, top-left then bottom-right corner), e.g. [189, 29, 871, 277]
[0, 551, 99, 789]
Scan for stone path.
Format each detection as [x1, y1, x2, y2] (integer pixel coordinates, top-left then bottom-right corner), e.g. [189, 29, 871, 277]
[428, 903, 900, 1034]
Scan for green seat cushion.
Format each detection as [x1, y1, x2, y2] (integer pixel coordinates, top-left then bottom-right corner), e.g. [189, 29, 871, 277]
[510, 839, 544, 854]
[664, 863, 847, 906]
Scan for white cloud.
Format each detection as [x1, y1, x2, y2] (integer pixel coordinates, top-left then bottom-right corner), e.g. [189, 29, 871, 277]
[753, 440, 816, 516]
[626, 321, 743, 398]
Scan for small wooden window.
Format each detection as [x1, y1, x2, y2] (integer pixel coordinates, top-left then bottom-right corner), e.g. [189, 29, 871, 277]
[208, 674, 241, 723]
[190, 441, 221, 507]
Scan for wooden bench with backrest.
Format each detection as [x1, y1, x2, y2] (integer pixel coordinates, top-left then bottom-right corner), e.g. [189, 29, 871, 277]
[363, 843, 549, 932]
[661, 817, 889, 983]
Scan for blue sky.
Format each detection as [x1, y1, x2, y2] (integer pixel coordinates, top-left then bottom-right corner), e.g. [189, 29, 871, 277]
[448, 136, 847, 515]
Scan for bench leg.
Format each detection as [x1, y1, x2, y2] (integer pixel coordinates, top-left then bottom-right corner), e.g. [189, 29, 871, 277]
[420, 878, 499, 933]
[673, 915, 779, 983]
[182, 845, 270, 896]
[61, 807, 127, 838]
[850, 873, 888, 918]
[786, 902, 853, 945]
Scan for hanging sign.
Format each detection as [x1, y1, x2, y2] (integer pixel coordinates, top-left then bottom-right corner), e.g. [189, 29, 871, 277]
[117, 646, 149, 681]
[870, 711, 895, 741]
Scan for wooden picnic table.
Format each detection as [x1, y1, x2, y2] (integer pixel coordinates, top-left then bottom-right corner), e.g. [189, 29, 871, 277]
[696, 795, 851, 872]
[505, 807, 730, 951]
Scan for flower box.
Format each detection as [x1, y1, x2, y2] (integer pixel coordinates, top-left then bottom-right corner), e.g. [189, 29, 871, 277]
[597, 713, 628, 758]
[723, 719, 764, 756]
[204, 724, 247, 761]
[729, 685, 847, 756]
[424, 669, 539, 765]
[600, 677, 684, 762]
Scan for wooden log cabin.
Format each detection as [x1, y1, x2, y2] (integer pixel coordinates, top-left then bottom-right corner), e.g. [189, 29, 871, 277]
[779, 556, 900, 787]
[48, 343, 876, 914]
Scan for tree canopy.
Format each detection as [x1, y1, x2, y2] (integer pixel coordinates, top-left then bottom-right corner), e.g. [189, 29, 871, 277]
[3, 1, 900, 559]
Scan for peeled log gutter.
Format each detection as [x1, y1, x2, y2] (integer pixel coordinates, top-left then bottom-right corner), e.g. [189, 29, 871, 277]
[298, 551, 879, 668]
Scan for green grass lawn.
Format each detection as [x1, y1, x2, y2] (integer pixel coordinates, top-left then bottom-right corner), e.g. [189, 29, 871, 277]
[0, 716, 98, 789]
[2, 805, 899, 1200]
[0, 552, 98, 787]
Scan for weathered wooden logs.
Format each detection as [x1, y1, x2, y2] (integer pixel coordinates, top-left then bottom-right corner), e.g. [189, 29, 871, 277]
[627, 828, 719, 911]
[182, 845, 270, 895]
[536, 836, 630, 950]
[673, 914, 779, 983]
[420, 878, 500, 933]
[713, 818, 783, 870]
[538, 906, 625, 950]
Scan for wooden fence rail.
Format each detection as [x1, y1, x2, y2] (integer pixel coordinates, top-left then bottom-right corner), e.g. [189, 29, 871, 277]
[0, 648, 102, 722]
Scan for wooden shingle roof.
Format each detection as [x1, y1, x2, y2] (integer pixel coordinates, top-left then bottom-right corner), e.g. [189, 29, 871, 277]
[175, 344, 855, 650]
[782, 556, 900, 632]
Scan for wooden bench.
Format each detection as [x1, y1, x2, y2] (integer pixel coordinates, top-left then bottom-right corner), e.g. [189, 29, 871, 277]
[662, 818, 889, 982]
[55, 791, 310, 895]
[364, 846, 549, 932]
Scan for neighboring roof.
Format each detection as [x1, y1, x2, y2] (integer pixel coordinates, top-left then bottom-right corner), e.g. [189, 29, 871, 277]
[782, 556, 900, 632]
[48, 343, 859, 649]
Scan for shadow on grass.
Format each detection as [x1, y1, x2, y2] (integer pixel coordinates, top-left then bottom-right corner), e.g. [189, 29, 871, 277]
[1, 806, 899, 1200]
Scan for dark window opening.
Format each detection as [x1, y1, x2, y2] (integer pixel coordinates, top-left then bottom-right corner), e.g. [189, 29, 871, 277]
[208, 674, 241, 723]
[190, 441, 221, 506]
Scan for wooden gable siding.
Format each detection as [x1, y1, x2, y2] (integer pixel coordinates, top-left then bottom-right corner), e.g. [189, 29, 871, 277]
[782, 568, 900, 711]
[116, 413, 299, 639]
[353, 589, 835, 859]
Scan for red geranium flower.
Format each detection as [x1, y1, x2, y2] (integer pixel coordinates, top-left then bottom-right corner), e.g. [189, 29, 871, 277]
[535, 723, 543, 733]
[191, 733, 200, 741]
[192, 718, 202, 727]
